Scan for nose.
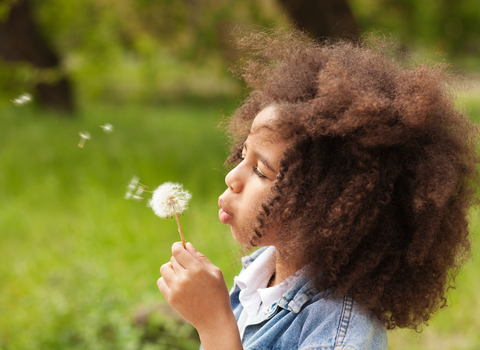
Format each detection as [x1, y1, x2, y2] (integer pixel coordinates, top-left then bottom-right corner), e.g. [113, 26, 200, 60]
[225, 162, 244, 193]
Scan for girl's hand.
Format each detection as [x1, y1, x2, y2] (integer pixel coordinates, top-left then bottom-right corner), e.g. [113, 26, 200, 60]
[158, 242, 242, 349]
[157, 242, 229, 330]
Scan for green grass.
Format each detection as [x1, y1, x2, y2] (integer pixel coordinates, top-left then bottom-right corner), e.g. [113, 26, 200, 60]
[0, 93, 479, 350]
[0, 101, 240, 349]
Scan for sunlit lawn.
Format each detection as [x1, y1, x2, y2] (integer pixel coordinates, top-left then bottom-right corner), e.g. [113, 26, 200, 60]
[0, 101, 240, 349]
[0, 89, 479, 349]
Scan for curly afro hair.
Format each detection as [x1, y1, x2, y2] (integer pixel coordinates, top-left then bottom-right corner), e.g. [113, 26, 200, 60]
[224, 28, 480, 331]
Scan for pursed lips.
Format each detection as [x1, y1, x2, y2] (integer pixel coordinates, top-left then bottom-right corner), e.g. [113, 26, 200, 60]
[218, 198, 232, 224]
[218, 198, 231, 215]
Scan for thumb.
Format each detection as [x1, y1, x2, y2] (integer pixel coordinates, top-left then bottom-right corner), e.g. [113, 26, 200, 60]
[186, 242, 217, 271]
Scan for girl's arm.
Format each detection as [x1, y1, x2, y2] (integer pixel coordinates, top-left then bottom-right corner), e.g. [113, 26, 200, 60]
[157, 242, 243, 350]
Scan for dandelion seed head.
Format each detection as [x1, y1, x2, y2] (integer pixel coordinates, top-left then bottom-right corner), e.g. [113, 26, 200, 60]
[149, 182, 192, 218]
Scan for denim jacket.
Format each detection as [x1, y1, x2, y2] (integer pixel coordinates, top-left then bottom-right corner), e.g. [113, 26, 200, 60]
[201, 247, 387, 350]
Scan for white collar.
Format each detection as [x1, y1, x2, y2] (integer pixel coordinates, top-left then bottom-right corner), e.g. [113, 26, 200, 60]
[234, 246, 308, 339]
[234, 246, 303, 318]
[235, 246, 276, 292]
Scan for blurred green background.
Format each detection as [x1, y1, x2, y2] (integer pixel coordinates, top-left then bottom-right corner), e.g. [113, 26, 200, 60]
[0, 1, 479, 349]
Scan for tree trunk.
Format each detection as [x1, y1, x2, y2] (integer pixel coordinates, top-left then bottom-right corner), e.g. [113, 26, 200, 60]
[0, 0, 75, 114]
[278, 0, 358, 40]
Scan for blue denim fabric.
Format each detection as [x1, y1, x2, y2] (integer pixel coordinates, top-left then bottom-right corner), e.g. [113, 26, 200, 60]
[200, 247, 387, 350]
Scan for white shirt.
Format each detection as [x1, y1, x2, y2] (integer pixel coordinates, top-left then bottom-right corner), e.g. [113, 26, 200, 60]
[234, 246, 303, 339]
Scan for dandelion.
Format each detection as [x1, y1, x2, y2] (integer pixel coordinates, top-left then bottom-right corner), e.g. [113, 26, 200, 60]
[100, 123, 114, 133]
[149, 182, 192, 248]
[12, 93, 33, 106]
[78, 131, 91, 148]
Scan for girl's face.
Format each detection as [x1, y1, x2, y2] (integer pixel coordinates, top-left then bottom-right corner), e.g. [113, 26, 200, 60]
[218, 106, 287, 246]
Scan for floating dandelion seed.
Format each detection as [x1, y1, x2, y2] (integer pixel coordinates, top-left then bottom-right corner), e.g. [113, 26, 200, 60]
[135, 186, 145, 197]
[125, 176, 139, 199]
[78, 131, 91, 148]
[125, 176, 150, 200]
[100, 123, 114, 133]
[149, 182, 192, 248]
[12, 93, 32, 106]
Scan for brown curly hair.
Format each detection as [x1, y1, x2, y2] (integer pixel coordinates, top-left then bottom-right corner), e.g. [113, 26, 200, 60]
[224, 28, 480, 331]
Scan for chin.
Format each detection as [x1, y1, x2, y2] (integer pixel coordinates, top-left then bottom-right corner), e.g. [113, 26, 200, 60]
[231, 229, 253, 246]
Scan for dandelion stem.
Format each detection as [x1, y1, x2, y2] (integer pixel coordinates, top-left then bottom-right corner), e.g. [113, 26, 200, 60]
[175, 212, 186, 248]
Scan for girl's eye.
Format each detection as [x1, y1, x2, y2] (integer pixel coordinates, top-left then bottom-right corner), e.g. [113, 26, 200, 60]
[253, 167, 267, 179]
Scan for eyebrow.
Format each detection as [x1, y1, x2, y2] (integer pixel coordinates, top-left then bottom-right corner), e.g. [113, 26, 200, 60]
[243, 142, 276, 173]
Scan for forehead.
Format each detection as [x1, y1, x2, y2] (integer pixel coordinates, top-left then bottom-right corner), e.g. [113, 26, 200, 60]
[251, 105, 277, 132]
[248, 105, 281, 144]
[245, 106, 287, 162]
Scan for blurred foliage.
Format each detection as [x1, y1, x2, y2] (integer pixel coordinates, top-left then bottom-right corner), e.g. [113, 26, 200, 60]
[1, 0, 480, 106]
[350, 0, 480, 58]
[0, 0, 289, 105]
[0, 0, 17, 21]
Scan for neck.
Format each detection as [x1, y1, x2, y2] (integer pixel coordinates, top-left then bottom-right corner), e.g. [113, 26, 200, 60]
[269, 249, 302, 287]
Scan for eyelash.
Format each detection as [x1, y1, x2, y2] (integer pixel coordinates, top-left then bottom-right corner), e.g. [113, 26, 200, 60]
[240, 156, 267, 179]
[253, 167, 267, 179]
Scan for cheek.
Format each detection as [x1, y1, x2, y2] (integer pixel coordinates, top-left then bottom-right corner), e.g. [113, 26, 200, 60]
[231, 195, 271, 246]
[231, 214, 257, 245]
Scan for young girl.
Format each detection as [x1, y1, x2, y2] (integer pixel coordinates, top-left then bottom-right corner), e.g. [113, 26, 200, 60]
[157, 29, 480, 350]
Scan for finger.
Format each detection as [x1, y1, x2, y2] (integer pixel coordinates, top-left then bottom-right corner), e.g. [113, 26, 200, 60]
[157, 277, 170, 298]
[186, 242, 217, 271]
[170, 256, 185, 275]
[171, 241, 186, 253]
[160, 262, 177, 283]
[171, 242, 199, 269]
[159, 261, 171, 274]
